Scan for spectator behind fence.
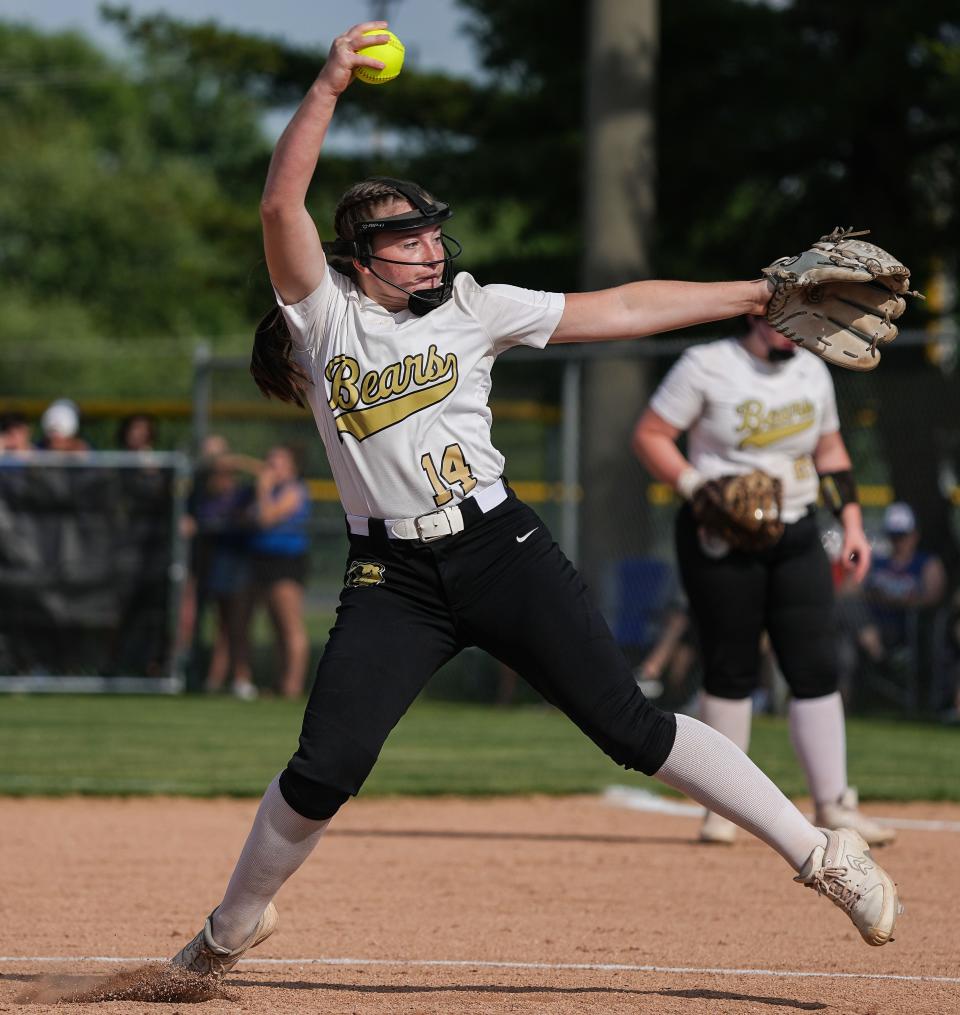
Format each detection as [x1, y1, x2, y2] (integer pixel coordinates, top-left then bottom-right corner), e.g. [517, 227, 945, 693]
[37, 399, 90, 452]
[109, 411, 174, 676]
[634, 600, 699, 713]
[863, 501, 947, 658]
[821, 520, 876, 706]
[117, 412, 157, 452]
[236, 445, 311, 700]
[178, 436, 225, 678]
[0, 412, 34, 453]
[189, 441, 259, 700]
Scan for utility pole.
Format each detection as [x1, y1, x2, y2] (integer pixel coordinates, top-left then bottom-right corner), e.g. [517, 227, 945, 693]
[579, 0, 659, 584]
[369, 0, 401, 156]
[369, 0, 397, 22]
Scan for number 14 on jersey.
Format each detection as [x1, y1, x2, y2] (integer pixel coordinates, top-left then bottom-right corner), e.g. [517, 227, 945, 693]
[420, 443, 477, 506]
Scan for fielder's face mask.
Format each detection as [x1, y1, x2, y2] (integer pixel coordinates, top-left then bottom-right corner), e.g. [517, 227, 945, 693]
[324, 177, 462, 316]
[748, 314, 796, 362]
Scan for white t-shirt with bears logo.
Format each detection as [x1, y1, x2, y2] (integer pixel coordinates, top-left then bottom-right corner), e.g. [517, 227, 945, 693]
[276, 266, 565, 519]
[649, 339, 840, 523]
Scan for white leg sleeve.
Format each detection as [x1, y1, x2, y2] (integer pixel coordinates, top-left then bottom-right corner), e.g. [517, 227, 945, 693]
[656, 714, 826, 871]
[788, 690, 847, 806]
[213, 776, 330, 949]
[700, 692, 753, 752]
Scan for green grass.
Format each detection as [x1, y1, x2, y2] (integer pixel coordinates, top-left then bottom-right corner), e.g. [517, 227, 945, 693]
[0, 695, 957, 801]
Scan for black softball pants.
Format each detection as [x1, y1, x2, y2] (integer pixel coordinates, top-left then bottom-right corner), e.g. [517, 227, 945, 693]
[279, 492, 677, 820]
[675, 502, 837, 702]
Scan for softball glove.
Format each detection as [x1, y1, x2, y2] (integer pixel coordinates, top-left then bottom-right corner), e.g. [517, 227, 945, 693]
[762, 227, 921, 372]
[692, 470, 785, 553]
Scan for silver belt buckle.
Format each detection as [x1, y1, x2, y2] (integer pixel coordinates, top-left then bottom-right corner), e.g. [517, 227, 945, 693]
[414, 508, 453, 543]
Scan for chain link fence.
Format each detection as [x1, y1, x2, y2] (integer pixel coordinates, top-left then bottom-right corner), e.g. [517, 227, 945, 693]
[2, 331, 957, 711]
[0, 451, 190, 691]
[190, 330, 959, 713]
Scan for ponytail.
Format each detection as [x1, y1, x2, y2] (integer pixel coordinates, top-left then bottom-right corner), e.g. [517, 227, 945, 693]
[249, 307, 312, 408]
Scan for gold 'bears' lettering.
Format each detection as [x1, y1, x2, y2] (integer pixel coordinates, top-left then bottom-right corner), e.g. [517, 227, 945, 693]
[325, 345, 459, 442]
[736, 398, 815, 449]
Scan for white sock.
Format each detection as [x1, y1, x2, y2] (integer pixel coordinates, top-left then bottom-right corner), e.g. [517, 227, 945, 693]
[656, 714, 826, 871]
[788, 691, 847, 806]
[212, 776, 330, 950]
[700, 693, 752, 753]
[698, 694, 752, 825]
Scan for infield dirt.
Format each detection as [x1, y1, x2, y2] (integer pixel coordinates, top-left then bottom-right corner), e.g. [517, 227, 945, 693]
[1, 794, 957, 1014]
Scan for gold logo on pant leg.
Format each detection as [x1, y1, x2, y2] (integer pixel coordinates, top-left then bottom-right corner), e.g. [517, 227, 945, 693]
[345, 560, 386, 588]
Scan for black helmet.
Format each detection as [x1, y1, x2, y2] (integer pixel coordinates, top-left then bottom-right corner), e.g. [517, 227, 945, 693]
[324, 177, 461, 316]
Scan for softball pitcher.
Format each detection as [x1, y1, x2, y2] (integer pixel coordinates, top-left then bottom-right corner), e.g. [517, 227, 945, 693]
[170, 21, 901, 980]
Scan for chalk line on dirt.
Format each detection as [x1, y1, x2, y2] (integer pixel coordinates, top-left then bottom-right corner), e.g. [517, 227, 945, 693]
[1, 955, 958, 985]
[602, 785, 960, 832]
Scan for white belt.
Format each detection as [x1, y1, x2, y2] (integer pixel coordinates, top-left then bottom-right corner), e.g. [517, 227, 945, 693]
[347, 479, 508, 542]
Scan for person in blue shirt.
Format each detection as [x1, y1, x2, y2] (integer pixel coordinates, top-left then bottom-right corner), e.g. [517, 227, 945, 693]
[860, 503, 941, 645]
[244, 445, 311, 698]
[864, 501, 947, 657]
[190, 447, 258, 699]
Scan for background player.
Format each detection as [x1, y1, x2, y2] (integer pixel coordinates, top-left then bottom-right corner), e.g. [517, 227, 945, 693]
[169, 21, 902, 980]
[632, 315, 896, 847]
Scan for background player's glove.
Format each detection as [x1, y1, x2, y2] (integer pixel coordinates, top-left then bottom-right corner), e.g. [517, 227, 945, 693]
[692, 470, 785, 553]
[762, 227, 921, 372]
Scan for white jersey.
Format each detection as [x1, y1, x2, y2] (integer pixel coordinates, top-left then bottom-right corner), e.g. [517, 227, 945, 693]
[276, 267, 565, 518]
[649, 339, 840, 523]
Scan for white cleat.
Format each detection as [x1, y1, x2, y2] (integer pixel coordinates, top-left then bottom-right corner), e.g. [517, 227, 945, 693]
[815, 787, 896, 846]
[795, 828, 902, 946]
[698, 809, 737, 844]
[170, 903, 279, 980]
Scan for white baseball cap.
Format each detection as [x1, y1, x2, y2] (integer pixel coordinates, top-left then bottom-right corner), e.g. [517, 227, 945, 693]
[883, 501, 916, 535]
[40, 400, 79, 438]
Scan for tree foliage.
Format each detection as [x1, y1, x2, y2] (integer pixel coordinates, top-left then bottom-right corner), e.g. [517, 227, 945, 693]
[0, 21, 268, 351]
[1, 1, 959, 563]
[454, 0, 960, 287]
[657, 0, 960, 282]
[2, 1, 959, 348]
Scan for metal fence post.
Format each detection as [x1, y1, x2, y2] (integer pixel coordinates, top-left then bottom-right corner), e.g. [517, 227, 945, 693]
[561, 359, 582, 564]
[192, 341, 212, 454]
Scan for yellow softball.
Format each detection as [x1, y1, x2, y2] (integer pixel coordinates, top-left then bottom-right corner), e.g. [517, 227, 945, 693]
[354, 29, 405, 85]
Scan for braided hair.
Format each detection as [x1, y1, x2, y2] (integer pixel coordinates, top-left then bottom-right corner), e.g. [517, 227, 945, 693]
[329, 178, 440, 279]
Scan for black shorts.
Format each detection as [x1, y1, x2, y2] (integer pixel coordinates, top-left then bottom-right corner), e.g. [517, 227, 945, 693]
[252, 552, 309, 586]
[279, 491, 677, 819]
[675, 502, 837, 700]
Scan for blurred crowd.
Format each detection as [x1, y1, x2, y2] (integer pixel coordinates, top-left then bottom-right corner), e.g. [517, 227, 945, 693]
[1, 401, 312, 699]
[830, 501, 957, 721]
[1, 400, 91, 452]
[0, 400, 156, 453]
[178, 435, 311, 701]
[3, 401, 960, 717]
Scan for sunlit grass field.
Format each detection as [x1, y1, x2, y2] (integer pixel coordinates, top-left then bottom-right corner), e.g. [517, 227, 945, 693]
[1, 695, 956, 801]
